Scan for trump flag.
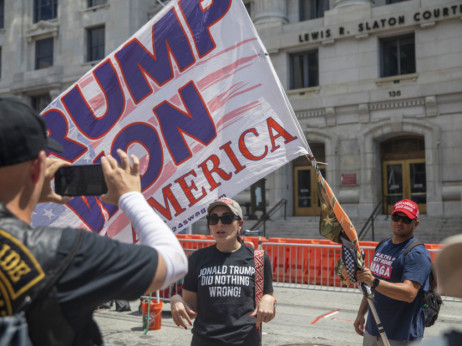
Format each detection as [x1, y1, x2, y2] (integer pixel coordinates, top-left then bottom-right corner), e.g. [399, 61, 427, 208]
[33, 0, 310, 242]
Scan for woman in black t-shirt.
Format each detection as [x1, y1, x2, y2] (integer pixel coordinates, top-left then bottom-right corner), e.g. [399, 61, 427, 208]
[170, 197, 276, 346]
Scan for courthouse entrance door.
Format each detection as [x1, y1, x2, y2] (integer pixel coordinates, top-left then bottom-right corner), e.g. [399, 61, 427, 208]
[381, 136, 426, 214]
[294, 166, 326, 216]
[293, 143, 326, 216]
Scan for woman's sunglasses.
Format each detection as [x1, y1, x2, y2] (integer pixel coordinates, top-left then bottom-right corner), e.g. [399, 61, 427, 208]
[391, 214, 413, 224]
[207, 214, 239, 225]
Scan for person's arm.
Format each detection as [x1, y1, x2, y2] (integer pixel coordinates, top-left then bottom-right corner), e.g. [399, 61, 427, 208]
[250, 293, 276, 324]
[170, 290, 198, 329]
[356, 267, 421, 303]
[354, 295, 368, 336]
[250, 252, 276, 324]
[100, 149, 188, 292]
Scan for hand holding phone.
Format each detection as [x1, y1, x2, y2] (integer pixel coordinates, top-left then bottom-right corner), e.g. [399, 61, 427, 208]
[55, 164, 108, 196]
[39, 156, 74, 204]
[99, 149, 141, 205]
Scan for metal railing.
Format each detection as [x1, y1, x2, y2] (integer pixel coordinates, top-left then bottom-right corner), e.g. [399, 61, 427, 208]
[157, 237, 443, 301]
[247, 199, 287, 237]
[358, 198, 385, 241]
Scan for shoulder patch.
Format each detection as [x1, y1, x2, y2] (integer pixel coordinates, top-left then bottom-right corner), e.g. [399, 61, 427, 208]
[0, 230, 45, 315]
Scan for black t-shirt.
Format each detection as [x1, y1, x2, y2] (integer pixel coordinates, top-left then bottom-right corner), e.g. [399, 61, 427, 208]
[55, 228, 158, 343]
[183, 244, 273, 345]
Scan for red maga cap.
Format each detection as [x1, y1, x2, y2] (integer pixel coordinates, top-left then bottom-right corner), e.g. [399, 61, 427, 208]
[392, 199, 419, 220]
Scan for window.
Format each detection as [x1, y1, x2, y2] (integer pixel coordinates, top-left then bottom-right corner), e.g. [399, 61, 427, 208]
[0, 0, 4, 29]
[34, 0, 58, 23]
[380, 34, 415, 78]
[87, 0, 107, 7]
[299, 0, 329, 21]
[35, 38, 54, 70]
[0, 47, 2, 79]
[87, 26, 105, 62]
[290, 50, 319, 89]
[31, 94, 51, 113]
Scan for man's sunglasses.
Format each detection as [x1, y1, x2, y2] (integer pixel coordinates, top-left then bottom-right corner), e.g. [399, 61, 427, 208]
[391, 214, 413, 224]
[207, 214, 239, 225]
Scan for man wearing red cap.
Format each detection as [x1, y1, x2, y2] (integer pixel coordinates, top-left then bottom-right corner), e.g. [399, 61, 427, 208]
[354, 199, 432, 345]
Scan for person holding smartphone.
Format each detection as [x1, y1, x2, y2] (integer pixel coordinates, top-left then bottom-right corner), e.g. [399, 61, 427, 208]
[170, 197, 276, 346]
[0, 97, 188, 345]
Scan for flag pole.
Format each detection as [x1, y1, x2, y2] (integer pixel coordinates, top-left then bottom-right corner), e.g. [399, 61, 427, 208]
[362, 284, 390, 346]
[306, 153, 390, 346]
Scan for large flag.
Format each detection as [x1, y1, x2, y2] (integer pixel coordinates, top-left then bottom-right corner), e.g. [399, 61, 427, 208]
[32, 0, 309, 242]
[310, 154, 364, 285]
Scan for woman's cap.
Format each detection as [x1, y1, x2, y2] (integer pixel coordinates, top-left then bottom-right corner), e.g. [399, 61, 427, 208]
[207, 197, 243, 220]
[436, 234, 462, 298]
[0, 97, 63, 167]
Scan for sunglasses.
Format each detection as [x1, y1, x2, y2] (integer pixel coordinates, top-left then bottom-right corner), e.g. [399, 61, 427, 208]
[391, 214, 413, 224]
[207, 214, 239, 225]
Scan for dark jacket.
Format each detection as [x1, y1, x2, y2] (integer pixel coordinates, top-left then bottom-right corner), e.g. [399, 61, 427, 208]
[0, 203, 80, 345]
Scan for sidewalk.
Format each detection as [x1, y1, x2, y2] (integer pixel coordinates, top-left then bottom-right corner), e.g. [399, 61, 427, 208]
[95, 286, 462, 346]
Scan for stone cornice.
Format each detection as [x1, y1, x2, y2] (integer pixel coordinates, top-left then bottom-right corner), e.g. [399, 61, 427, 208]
[295, 96, 429, 119]
[261, 1, 462, 51]
[369, 98, 425, 111]
[81, 2, 110, 13]
[26, 20, 59, 42]
[296, 109, 326, 119]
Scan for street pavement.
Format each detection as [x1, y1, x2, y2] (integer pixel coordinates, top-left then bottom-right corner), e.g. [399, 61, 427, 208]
[95, 286, 462, 346]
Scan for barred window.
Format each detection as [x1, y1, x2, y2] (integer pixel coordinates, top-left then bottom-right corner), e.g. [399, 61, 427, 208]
[35, 38, 54, 70]
[299, 0, 329, 21]
[34, 0, 58, 23]
[0, 0, 4, 29]
[380, 34, 415, 77]
[88, 0, 107, 7]
[290, 50, 319, 89]
[87, 26, 105, 62]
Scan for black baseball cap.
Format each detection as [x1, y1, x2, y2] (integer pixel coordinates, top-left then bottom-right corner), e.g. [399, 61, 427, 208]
[0, 97, 63, 167]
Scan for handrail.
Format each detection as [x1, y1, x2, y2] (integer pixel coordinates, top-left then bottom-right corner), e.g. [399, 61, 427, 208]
[358, 198, 385, 241]
[246, 199, 287, 237]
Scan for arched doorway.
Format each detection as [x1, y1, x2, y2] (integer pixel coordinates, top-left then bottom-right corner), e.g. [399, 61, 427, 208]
[381, 136, 426, 214]
[293, 143, 326, 216]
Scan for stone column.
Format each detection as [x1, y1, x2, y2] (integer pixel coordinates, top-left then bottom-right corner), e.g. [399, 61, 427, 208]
[253, 0, 288, 25]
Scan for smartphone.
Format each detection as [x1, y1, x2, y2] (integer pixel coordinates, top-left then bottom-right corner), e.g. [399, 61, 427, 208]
[55, 164, 107, 196]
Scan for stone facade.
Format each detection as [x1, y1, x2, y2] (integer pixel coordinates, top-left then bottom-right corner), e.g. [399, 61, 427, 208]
[0, 0, 160, 101]
[246, 0, 462, 222]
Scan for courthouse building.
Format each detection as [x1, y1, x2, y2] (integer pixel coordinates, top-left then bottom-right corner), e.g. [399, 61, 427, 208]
[0, 0, 461, 236]
[246, 0, 462, 224]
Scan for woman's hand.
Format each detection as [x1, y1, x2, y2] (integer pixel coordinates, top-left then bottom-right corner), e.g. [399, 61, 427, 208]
[250, 294, 276, 325]
[170, 294, 197, 330]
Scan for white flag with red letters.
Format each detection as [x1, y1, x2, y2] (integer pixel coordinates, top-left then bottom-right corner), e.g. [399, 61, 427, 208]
[33, 0, 309, 241]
